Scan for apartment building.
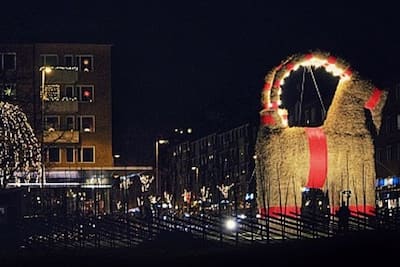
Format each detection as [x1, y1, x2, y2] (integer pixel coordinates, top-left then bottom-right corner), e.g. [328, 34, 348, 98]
[0, 43, 151, 215]
[374, 84, 400, 214]
[1, 43, 113, 167]
[165, 123, 257, 212]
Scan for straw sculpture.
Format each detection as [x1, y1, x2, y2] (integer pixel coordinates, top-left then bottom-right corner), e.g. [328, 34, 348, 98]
[255, 51, 387, 218]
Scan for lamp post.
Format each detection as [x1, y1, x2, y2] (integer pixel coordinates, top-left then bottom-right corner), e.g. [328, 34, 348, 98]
[191, 166, 199, 199]
[39, 66, 52, 186]
[113, 154, 121, 166]
[155, 139, 169, 196]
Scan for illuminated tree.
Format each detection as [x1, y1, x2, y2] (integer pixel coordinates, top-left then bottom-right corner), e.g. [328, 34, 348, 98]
[0, 102, 42, 188]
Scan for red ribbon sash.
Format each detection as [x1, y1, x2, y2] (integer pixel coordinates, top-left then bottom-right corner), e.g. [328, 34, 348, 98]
[305, 127, 328, 188]
[364, 88, 383, 110]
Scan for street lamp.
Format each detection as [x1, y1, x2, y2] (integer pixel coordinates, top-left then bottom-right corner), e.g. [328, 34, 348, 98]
[40, 66, 52, 100]
[155, 139, 169, 196]
[39, 66, 52, 186]
[191, 166, 199, 197]
[113, 154, 121, 166]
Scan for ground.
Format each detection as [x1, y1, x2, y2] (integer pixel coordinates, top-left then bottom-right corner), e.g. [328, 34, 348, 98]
[0, 229, 397, 267]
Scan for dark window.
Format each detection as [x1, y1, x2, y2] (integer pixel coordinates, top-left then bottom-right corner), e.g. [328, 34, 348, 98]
[0, 83, 16, 100]
[40, 54, 58, 66]
[65, 116, 75, 130]
[64, 55, 74, 67]
[82, 147, 94, 162]
[66, 147, 74, 163]
[63, 85, 78, 100]
[48, 147, 60, 162]
[77, 147, 94, 162]
[3, 53, 16, 70]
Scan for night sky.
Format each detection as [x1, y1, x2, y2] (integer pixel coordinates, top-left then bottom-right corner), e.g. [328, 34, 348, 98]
[1, 2, 400, 164]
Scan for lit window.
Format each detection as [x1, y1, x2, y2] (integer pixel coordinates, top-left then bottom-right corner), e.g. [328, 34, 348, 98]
[81, 116, 95, 133]
[76, 85, 94, 102]
[81, 87, 93, 102]
[76, 55, 93, 72]
[45, 116, 60, 131]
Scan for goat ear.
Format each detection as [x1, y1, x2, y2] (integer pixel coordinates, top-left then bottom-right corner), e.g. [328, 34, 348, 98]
[365, 89, 388, 133]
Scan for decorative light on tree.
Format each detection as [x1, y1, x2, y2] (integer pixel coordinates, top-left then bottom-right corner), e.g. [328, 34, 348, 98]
[200, 186, 210, 202]
[182, 189, 192, 204]
[0, 102, 42, 188]
[217, 183, 234, 199]
[163, 191, 173, 208]
[136, 174, 155, 207]
[139, 174, 154, 193]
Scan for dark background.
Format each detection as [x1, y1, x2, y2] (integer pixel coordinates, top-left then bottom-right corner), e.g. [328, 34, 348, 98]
[1, 2, 399, 164]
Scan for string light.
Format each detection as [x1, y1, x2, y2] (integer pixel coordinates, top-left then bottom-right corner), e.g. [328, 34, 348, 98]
[262, 52, 353, 127]
[0, 101, 41, 187]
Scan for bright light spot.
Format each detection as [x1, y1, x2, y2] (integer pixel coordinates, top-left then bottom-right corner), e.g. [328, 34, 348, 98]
[342, 74, 351, 80]
[128, 207, 140, 213]
[292, 63, 301, 71]
[187, 128, 192, 134]
[282, 70, 291, 80]
[305, 57, 326, 68]
[158, 139, 169, 144]
[44, 67, 52, 73]
[245, 193, 254, 200]
[238, 214, 247, 220]
[325, 64, 344, 77]
[224, 218, 237, 231]
[256, 214, 262, 218]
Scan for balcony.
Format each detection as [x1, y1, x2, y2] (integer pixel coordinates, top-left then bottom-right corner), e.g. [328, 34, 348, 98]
[43, 130, 79, 143]
[45, 101, 79, 113]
